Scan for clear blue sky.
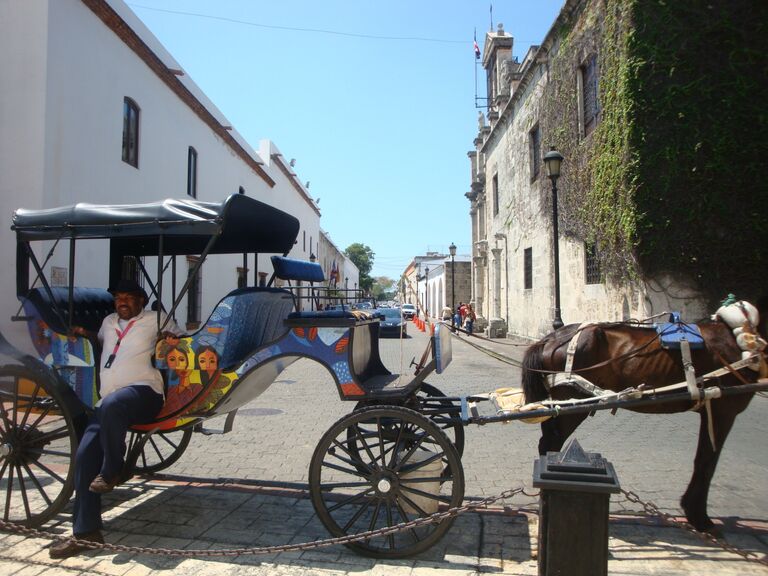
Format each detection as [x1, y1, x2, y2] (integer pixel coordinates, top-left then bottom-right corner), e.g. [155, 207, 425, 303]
[127, 1, 564, 279]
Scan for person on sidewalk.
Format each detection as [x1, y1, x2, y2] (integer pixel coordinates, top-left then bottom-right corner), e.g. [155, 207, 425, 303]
[453, 305, 462, 333]
[49, 279, 180, 560]
[464, 303, 476, 335]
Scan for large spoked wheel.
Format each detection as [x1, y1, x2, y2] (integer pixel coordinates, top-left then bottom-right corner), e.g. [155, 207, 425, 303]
[126, 428, 193, 474]
[309, 406, 464, 558]
[413, 383, 464, 459]
[0, 366, 78, 527]
[353, 382, 465, 460]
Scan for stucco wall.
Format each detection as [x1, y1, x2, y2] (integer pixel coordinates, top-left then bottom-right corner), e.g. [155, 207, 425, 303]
[0, 0, 321, 348]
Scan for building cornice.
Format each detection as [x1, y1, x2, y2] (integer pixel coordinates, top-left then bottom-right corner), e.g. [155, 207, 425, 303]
[82, 0, 276, 188]
[271, 154, 321, 217]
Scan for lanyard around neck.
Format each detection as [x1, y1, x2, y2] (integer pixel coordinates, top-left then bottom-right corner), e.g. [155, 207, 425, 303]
[103, 319, 137, 369]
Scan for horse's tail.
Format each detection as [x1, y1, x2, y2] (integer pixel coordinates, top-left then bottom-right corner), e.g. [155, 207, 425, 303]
[522, 340, 548, 403]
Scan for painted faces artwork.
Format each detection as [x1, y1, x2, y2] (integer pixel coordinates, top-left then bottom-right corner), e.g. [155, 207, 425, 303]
[166, 347, 189, 370]
[197, 347, 218, 374]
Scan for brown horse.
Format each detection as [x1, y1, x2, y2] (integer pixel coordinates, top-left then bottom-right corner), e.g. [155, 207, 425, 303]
[521, 301, 766, 533]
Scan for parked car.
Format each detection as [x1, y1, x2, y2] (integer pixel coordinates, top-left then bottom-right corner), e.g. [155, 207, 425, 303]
[376, 307, 408, 338]
[401, 303, 417, 319]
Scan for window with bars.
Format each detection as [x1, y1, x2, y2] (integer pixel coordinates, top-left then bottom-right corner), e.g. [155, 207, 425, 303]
[580, 55, 600, 137]
[236, 266, 248, 289]
[122, 97, 139, 167]
[187, 147, 198, 198]
[492, 173, 499, 216]
[529, 125, 541, 181]
[186, 257, 202, 330]
[584, 242, 602, 284]
[524, 247, 533, 290]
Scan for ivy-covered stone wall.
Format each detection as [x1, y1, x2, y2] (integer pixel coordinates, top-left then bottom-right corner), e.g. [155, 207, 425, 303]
[541, 0, 768, 307]
[630, 0, 768, 306]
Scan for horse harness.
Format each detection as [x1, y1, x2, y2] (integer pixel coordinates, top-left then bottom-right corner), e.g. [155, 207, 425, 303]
[542, 309, 766, 450]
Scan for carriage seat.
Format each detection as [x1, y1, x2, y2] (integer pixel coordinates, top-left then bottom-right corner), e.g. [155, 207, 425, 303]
[156, 287, 296, 372]
[656, 312, 705, 350]
[287, 309, 377, 321]
[217, 288, 296, 369]
[20, 286, 114, 334]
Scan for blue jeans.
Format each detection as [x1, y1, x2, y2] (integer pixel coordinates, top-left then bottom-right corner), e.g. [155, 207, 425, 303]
[72, 385, 163, 534]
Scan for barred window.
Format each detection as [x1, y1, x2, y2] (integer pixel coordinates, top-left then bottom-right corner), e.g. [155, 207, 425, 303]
[186, 256, 202, 330]
[236, 266, 247, 289]
[524, 247, 533, 290]
[529, 125, 541, 181]
[187, 147, 198, 198]
[585, 242, 602, 284]
[580, 55, 600, 137]
[122, 97, 139, 167]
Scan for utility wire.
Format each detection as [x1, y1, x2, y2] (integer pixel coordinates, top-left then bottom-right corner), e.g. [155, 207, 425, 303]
[129, 3, 469, 45]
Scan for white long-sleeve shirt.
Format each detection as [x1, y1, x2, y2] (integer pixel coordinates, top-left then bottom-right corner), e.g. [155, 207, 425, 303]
[97, 309, 179, 399]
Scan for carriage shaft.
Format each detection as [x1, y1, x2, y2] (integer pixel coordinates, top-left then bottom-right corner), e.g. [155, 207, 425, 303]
[461, 381, 768, 426]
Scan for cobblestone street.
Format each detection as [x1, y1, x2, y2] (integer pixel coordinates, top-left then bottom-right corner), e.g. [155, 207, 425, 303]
[169, 326, 768, 522]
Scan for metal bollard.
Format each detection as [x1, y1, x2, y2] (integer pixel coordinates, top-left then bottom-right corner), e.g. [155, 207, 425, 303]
[533, 439, 620, 576]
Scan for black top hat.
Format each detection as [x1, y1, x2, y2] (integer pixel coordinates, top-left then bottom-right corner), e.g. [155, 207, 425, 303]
[109, 279, 149, 303]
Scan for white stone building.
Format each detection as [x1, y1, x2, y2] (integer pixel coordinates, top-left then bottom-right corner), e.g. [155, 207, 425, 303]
[468, 15, 709, 340]
[0, 0, 353, 348]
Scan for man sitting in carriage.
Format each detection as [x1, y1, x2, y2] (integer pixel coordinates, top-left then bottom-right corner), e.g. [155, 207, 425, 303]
[49, 279, 180, 559]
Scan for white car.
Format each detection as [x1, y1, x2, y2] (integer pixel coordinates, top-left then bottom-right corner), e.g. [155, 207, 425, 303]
[401, 303, 417, 319]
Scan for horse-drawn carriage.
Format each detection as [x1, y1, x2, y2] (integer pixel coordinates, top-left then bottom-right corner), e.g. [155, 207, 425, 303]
[1, 194, 766, 558]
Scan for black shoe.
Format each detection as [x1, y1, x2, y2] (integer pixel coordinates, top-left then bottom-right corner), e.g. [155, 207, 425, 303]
[49, 530, 104, 559]
[89, 474, 119, 494]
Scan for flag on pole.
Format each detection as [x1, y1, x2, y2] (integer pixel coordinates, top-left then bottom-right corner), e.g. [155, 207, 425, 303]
[474, 30, 481, 60]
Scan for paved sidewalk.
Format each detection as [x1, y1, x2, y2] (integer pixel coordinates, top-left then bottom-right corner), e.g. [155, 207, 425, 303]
[1, 474, 767, 575]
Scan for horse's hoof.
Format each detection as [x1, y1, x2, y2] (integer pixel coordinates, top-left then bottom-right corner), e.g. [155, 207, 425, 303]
[685, 514, 715, 534]
[702, 523, 723, 539]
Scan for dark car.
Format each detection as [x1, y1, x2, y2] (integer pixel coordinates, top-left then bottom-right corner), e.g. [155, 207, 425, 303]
[376, 307, 408, 338]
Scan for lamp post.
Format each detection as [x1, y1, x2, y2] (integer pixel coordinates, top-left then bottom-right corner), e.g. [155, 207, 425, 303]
[425, 266, 430, 322]
[309, 253, 316, 263]
[543, 146, 564, 330]
[344, 276, 348, 304]
[449, 243, 457, 326]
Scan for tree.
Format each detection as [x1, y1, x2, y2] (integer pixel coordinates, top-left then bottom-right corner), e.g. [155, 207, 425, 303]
[371, 276, 396, 300]
[344, 243, 375, 293]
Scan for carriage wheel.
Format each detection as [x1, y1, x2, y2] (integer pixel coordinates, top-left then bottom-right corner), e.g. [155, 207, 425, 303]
[353, 383, 465, 461]
[0, 366, 77, 527]
[414, 383, 464, 459]
[309, 406, 464, 558]
[126, 428, 193, 474]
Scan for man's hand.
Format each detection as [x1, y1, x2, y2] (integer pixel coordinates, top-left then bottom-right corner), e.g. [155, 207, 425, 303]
[69, 326, 91, 339]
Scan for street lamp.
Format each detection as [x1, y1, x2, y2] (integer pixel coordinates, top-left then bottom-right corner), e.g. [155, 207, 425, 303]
[425, 266, 430, 322]
[449, 242, 457, 326]
[344, 276, 348, 304]
[309, 253, 316, 263]
[543, 146, 564, 330]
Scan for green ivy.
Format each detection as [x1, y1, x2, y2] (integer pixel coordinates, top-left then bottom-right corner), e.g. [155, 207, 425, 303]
[540, 0, 768, 305]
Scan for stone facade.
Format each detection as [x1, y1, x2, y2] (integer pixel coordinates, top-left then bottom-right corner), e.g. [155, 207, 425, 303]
[467, 8, 720, 340]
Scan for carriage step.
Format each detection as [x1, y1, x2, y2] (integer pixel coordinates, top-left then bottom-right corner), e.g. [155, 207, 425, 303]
[193, 409, 238, 435]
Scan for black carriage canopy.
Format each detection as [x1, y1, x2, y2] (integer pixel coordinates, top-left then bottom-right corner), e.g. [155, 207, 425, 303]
[12, 194, 300, 256]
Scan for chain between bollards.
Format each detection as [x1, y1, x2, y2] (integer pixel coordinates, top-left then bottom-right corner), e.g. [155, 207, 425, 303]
[621, 488, 768, 567]
[0, 487, 527, 558]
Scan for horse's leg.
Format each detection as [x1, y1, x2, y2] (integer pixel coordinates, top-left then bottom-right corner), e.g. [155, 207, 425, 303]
[538, 413, 589, 455]
[680, 394, 753, 533]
